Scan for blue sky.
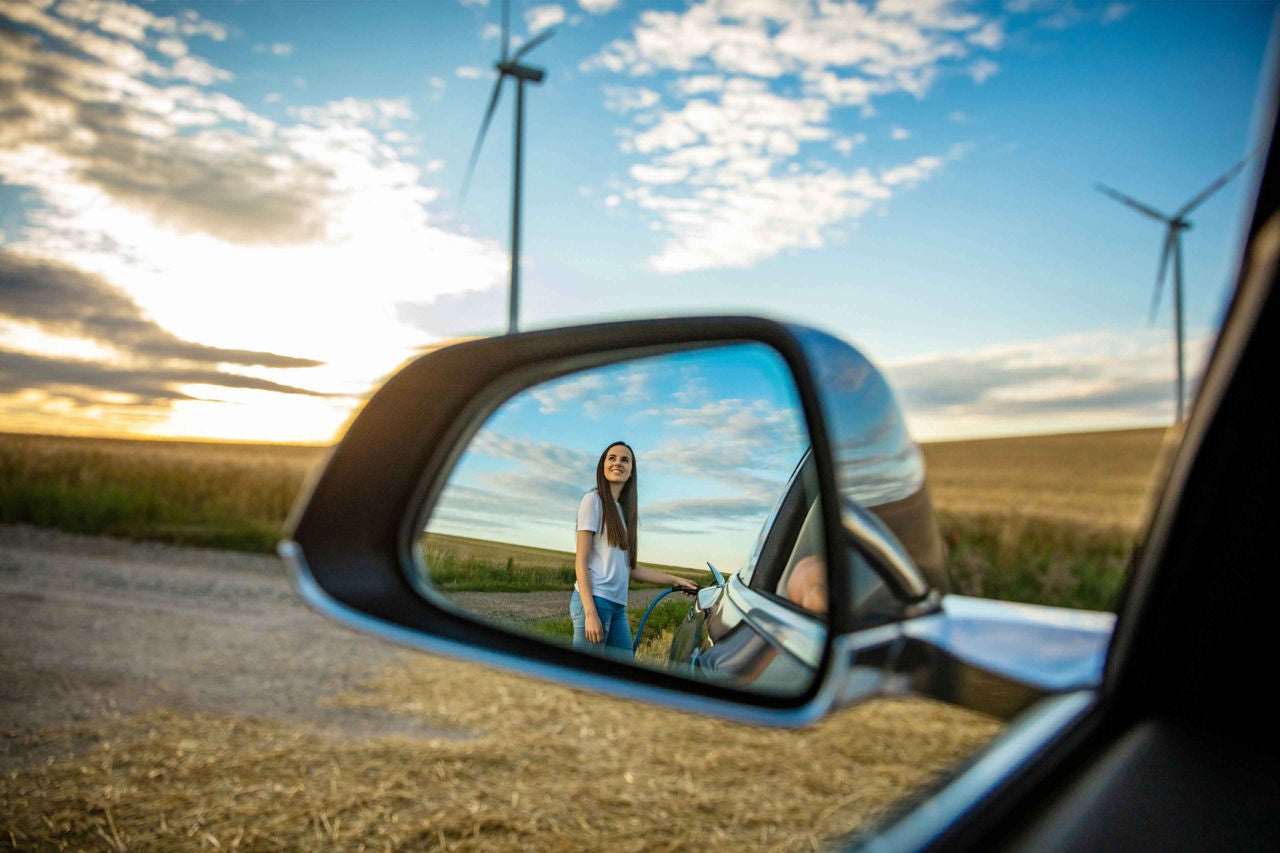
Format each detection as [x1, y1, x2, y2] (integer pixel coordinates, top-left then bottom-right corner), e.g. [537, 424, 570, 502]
[0, 0, 1275, 444]
[425, 343, 809, 568]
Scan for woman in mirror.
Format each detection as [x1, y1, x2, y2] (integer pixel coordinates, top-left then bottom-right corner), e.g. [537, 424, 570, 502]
[571, 441, 698, 654]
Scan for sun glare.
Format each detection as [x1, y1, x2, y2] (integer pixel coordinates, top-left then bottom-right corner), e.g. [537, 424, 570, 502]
[149, 385, 360, 445]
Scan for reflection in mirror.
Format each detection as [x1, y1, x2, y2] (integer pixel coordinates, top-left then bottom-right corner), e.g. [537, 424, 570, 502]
[412, 342, 826, 697]
[792, 326, 948, 591]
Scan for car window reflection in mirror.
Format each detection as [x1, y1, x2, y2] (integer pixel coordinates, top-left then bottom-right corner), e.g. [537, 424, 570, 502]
[412, 342, 827, 698]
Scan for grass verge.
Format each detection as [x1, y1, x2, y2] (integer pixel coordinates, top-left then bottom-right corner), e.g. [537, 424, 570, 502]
[422, 533, 702, 593]
[939, 511, 1135, 610]
[0, 433, 321, 553]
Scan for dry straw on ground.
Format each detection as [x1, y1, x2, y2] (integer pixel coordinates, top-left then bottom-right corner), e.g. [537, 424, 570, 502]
[2, 654, 999, 852]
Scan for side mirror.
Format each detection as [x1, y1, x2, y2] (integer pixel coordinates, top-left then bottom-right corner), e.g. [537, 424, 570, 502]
[280, 317, 940, 723]
[281, 317, 1108, 726]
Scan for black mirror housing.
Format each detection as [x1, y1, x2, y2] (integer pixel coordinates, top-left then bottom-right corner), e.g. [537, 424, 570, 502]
[281, 317, 942, 725]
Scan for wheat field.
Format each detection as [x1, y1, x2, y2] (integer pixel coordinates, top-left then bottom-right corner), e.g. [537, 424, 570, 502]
[1, 425, 1174, 609]
[0, 426, 1176, 850]
[922, 426, 1171, 532]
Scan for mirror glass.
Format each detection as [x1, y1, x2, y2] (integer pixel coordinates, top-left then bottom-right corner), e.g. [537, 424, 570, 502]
[411, 342, 827, 697]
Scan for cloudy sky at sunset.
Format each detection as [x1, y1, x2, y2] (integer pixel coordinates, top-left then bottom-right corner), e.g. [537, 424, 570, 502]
[0, 0, 1274, 445]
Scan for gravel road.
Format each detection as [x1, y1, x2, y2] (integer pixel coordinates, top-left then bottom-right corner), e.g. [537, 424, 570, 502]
[0, 524, 470, 769]
[0, 524, 677, 771]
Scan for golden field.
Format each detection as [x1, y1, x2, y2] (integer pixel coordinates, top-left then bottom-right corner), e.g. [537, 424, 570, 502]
[0, 426, 1175, 850]
[1, 425, 1172, 609]
[922, 426, 1171, 532]
[0, 425, 1170, 541]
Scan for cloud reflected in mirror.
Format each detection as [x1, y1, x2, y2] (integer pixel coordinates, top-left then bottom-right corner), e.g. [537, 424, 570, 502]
[411, 342, 826, 697]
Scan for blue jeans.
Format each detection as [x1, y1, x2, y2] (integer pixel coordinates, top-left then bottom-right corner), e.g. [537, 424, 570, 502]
[570, 590, 633, 655]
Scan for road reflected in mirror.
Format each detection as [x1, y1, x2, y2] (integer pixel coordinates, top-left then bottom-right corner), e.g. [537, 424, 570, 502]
[412, 342, 827, 697]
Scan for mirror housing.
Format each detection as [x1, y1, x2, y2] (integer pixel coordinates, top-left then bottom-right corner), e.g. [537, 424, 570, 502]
[281, 317, 950, 725]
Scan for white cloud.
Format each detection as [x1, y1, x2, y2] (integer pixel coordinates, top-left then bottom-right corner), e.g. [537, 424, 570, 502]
[634, 122, 957, 268]
[969, 58, 999, 83]
[602, 85, 661, 113]
[530, 373, 607, 413]
[631, 163, 691, 184]
[580, 0, 1009, 272]
[891, 126, 911, 140]
[291, 97, 413, 130]
[579, 0, 620, 13]
[632, 83, 831, 157]
[155, 37, 186, 58]
[880, 154, 946, 187]
[524, 362, 652, 417]
[170, 55, 233, 85]
[833, 133, 867, 155]
[525, 3, 566, 33]
[595, 0, 995, 86]
[643, 168, 891, 273]
[1101, 3, 1134, 25]
[674, 74, 726, 96]
[968, 20, 1004, 49]
[0, 0, 508, 441]
[887, 329, 1212, 440]
[54, 0, 159, 42]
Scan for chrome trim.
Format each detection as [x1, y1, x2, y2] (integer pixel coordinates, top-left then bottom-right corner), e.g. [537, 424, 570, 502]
[847, 690, 1097, 852]
[279, 539, 841, 728]
[724, 573, 826, 668]
[905, 596, 1115, 692]
[842, 495, 931, 601]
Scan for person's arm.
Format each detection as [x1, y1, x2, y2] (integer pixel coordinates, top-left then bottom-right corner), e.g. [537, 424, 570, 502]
[631, 565, 698, 592]
[574, 529, 604, 643]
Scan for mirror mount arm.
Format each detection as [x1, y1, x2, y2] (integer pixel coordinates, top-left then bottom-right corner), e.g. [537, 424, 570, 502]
[841, 496, 935, 604]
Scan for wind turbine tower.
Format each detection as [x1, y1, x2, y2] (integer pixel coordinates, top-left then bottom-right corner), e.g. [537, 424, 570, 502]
[461, 0, 554, 336]
[1095, 153, 1253, 421]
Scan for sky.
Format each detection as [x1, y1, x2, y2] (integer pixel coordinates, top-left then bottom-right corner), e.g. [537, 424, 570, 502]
[1, 0, 1276, 447]
[425, 342, 810, 568]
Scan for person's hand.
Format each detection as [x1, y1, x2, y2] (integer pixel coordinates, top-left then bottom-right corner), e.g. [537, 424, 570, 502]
[585, 611, 604, 644]
[672, 578, 698, 595]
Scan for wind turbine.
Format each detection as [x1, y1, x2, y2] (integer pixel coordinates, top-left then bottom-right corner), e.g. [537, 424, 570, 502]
[1095, 153, 1254, 421]
[461, 0, 554, 335]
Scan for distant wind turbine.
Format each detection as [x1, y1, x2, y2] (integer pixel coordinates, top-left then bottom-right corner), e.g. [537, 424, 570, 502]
[1094, 152, 1255, 421]
[460, 0, 554, 336]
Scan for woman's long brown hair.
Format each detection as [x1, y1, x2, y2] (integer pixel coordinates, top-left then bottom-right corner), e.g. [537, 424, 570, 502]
[595, 441, 638, 569]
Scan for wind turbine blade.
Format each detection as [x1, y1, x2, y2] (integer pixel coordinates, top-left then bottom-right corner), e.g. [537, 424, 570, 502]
[1149, 230, 1176, 323]
[512, 26, 555, 62]
[459, 75, 505, 205]
[1094, 183, 1170, 223]
[1174, 149, 1258, 219]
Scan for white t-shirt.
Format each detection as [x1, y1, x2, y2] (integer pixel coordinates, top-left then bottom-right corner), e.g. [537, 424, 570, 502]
[576, 491, 631, 606]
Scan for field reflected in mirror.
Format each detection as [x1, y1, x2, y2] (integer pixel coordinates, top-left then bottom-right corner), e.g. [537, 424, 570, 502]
[412, 342, 826, 697]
